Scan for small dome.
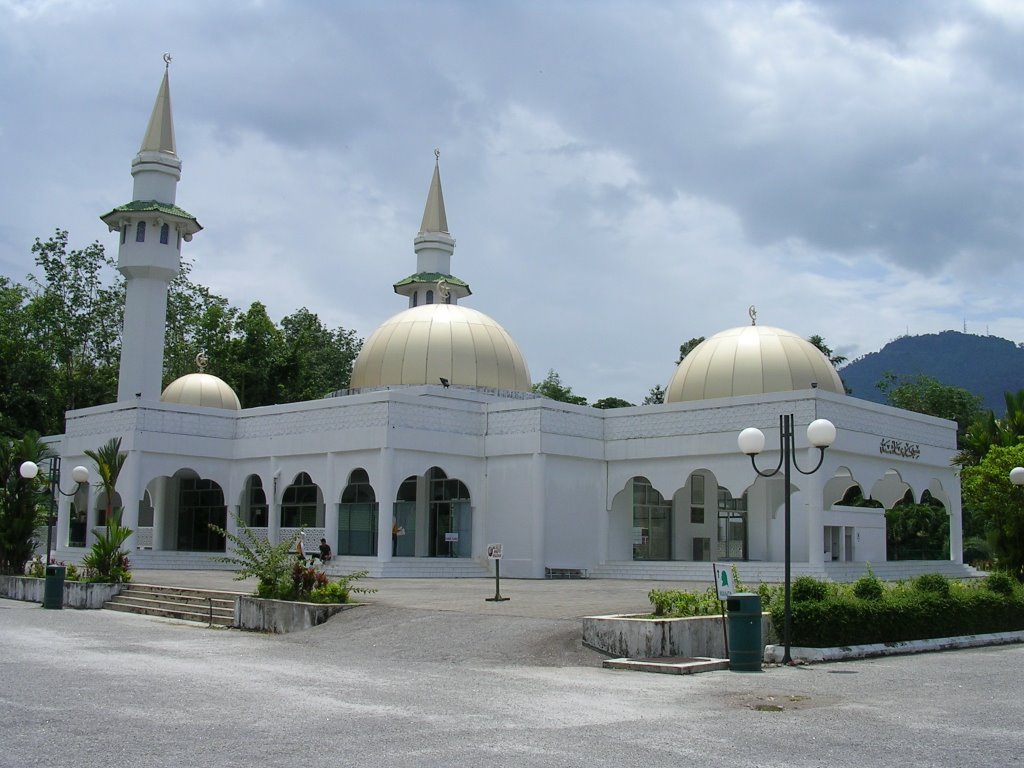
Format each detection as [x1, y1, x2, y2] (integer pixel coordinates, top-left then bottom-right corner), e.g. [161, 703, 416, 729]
[161, 373, 241, 410]
[350, 304, 531, 392]
[665, 325, 844, 403]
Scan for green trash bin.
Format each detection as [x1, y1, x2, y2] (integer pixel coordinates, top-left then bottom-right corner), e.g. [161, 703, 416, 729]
[43, 564, 65, 610]
[726, 592, 762, 671]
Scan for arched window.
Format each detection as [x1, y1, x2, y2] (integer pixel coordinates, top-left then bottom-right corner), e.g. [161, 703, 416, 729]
[339, 468, 378, 556]
[135, 221, 146, 242]
[445, 293, 452, 304]
[160, 223, 170, 244]
[631, 477, 671, 561]
[241, 475, 268, 527]
[281, 472, 322, 527]
[121, 225, 127, 244]
[426, 290, 434, 304]
[412, 291, 418, 307]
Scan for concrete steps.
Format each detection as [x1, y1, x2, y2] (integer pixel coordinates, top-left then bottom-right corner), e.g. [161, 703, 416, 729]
[104, 583, 245, 626]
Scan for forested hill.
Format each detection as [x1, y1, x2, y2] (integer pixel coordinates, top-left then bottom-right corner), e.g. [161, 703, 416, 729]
[840, 331, 1024, 414]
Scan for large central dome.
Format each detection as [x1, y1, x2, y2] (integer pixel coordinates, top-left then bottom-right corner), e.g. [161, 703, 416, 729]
[665, 325, 844, 403]
[350, 304, 532, 392]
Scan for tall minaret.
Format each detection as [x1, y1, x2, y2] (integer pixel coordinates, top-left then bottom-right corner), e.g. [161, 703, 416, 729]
[101, 55, 201, 403]
[393, 150, 471, 307]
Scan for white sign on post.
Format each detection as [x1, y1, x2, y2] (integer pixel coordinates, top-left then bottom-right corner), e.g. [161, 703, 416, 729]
[445, 532, 459, 543]
[713, 563, 735, 600]
[487, 543, 503, 560]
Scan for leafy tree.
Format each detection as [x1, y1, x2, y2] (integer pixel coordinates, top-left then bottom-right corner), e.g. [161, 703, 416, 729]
[961, 443, 1024, 578]
[885, 497, 949, 561]
[0, 432, 50, 574]
[876, 372, 983, 446]
[807, 334, 848, 367]
[26, 230, 123, 425]
[277, 307, 362, 402]
[210, 514, 302, 598]
[84, 437, 127, 526]
[0, 278, 56, 437]
[958, 389, 1024, 466]
[676, 337, 705, 364]
[229, 302, 286, 408]
[531, 369, 587, 405]
[643, 385, 666, 405]
[592, 397, 634, 409]
[163, 257, 238, 386]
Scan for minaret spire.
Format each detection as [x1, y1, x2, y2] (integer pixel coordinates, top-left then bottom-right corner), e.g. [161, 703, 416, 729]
[394, 150, 471, 307]
[100, 57, 202, 403]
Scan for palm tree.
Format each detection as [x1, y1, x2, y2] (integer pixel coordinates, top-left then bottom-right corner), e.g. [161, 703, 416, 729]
[84, 437, 126, 526]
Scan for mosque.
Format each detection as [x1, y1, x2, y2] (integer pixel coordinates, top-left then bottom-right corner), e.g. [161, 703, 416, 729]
[51, 66, 969, 581]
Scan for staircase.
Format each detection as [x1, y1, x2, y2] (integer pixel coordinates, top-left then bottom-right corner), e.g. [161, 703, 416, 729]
[104, 583, 243, 627]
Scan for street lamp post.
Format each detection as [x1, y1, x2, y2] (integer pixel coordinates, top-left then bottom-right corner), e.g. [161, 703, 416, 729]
[738, 415, 836, 664]
[1010, 467, 1024, 489]
[19, 457, 89, 565]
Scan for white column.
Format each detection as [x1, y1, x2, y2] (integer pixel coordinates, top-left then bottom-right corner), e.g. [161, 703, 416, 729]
[376, 448, 394, 562]
[531, 452, 546, 578]
[151, 476, 168, 550]
[803, 450, 826, 567]
[118, 457, 142, 552]
[118, 274, 172, 402]
[948, 476, 964, 563]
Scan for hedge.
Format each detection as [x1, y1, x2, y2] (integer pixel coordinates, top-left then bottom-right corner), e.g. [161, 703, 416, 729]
[772, 575, 1024, 648]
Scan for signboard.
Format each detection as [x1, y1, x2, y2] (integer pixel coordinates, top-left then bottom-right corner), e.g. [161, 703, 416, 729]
[713, 563, 735, 600]
[487, 543, 503, 560]
[444, 532, 459, 543]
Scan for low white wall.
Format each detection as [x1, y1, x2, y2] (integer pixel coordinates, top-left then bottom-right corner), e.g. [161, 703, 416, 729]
[235, 596, 357, 633]
[583, 612, 773, 659]
[0, 576, 122, 608]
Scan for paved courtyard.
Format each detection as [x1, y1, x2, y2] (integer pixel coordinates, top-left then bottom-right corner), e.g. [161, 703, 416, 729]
[2, 572, 1022, 767]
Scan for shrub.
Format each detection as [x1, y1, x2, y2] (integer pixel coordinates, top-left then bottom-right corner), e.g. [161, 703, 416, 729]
[853, 567, 885, 601]
[791, 576, 829, 602]
[913, 573, 951, 598]
[985, 572, 1016, 596]
[81, 519, 133, 583]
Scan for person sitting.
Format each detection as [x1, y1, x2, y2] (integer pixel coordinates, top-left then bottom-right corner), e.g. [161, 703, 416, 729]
[317, 538, 332, 562]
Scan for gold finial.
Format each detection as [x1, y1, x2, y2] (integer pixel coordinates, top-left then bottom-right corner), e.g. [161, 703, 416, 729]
[195, 352, 207, 372]
[748, 305, 757, 326]
[163, 52, 172, 69]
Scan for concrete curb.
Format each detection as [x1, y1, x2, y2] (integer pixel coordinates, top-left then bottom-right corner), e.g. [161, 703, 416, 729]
[765, 630, 1024, 663]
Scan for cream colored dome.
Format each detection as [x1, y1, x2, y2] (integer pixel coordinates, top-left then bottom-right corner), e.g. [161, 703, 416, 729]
[161, 372, 241, 410]
[350, 304, 532, 392]
[665, 325, 844, 403]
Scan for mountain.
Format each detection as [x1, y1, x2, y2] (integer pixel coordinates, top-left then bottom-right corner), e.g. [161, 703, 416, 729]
[839, 331, 1024, 415]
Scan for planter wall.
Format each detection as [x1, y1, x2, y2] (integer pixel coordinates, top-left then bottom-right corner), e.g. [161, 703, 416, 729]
[583, 612, 773, 659]
[235, 595, 357, 633]
[0, 575, 122, 609]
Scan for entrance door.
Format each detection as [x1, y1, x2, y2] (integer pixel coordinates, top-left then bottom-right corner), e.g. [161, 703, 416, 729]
[717, 510, 746, 560]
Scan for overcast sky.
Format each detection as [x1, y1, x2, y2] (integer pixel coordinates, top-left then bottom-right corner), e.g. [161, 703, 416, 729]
[2, 0, 1023, 404]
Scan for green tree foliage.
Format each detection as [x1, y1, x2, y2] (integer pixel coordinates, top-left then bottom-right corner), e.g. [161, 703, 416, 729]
[4, 231, 365, 427]
[807, 334, 848, 367]
[163, 258, 239, 385]
[885, 497, 950, 561]
[676, 336, 705, 364]
[0, 278, 56, 437]
[84, 437, 127, 526]
[961, 443, 1024, 578]
[876, 372, 983, 445]
[25, 230, 124, 429]
[643, 385, 665, 405]
[592, 397, 634, 409]
[531, 369, 587, 405]
[0, 433, 50, 574]
[277, 307, 361, 402]
[958, 389, 1024, 467]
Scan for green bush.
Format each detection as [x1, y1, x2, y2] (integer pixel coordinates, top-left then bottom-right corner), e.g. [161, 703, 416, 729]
[984, 572, 1016, 596]
[853, 571, 885, 601]
[81, 519, 133, 583]
[913, 573, 951, 597]
[791, 575, 829, 602]
[648, 587, 723, 617]
[771, 580, 1024, 647]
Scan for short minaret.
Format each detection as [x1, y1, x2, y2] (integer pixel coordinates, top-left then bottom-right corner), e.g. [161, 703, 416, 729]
[101, 55, 201, 403]
[393, 150, 471, 307]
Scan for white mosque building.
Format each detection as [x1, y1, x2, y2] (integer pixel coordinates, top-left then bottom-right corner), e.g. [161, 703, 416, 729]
[51, 66, 969, 581]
